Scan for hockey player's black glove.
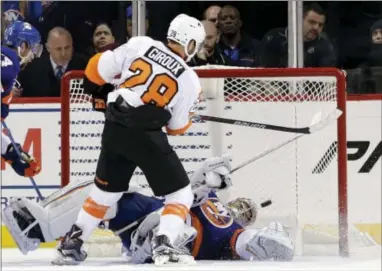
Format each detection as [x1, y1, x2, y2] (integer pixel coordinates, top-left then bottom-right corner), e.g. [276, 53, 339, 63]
[83, 77, 115, 113]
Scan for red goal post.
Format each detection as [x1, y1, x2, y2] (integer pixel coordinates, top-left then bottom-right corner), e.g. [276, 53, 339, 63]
[60, 67, 348, 256]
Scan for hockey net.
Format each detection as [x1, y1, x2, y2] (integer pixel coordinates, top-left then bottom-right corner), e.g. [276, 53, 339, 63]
[61, 66, 358, 258]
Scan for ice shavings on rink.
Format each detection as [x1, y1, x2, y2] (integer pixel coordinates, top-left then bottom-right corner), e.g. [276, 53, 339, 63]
[2, 249, 381, 271]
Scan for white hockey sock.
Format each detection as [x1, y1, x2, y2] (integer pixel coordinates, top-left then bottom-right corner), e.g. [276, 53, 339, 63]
[157, 213, 186, 244]
[75, 185, 123, 241]
[76, 208, 103, 241]
[156, 184, 193, 244]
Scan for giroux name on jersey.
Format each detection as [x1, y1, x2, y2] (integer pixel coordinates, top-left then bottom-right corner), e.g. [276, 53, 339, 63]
[144, 46, 185, 78]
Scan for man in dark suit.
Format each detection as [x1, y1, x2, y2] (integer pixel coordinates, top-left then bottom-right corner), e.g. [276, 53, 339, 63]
[18, 26, 88, 97]
[259, 3, 336, 68]
[217, 5, 259, 67]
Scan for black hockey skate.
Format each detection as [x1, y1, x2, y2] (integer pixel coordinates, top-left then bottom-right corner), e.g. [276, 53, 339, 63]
[51, 224, 87, 265]
[151, 233, 194, 265]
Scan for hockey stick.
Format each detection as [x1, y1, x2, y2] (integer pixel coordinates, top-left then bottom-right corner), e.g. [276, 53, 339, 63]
[230, 134, 304, 174]
[1, 120, 43, 200]
[114, 207, 164, 236]
[195, 109, 342, 135]
[230, 109, 342, 174]
[219, 109, 342, 217]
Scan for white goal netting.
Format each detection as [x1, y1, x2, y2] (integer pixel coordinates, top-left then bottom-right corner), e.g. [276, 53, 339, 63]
[61, 66, 368, 257]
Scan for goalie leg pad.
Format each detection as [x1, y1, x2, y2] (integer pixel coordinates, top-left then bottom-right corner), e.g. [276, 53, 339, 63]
[130, 211, 161, 264]
[4, 178, 118, 254]
[2, 198, 41, 254]
[129, 211, 196, 264]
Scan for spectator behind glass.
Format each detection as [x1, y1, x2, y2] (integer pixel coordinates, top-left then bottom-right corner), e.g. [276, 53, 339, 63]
[260, 3, 336, 68]
[217, 5, 259, 67]
[18, 27, 88, 97]
[203, 5, 221, 26]
[351, 19, 382, 94]
[369, 20, 382, 67]
[2, 1, 26, 27]
[25, 1, 51, 21]
[190, 20, 230, 66]
[126, 4, 149, 40]
[2, 1, 52, 26]
[92, 23, 116, 54]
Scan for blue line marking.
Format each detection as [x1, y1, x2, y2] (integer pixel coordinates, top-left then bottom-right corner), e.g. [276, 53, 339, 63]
[1, 185, 61, 189]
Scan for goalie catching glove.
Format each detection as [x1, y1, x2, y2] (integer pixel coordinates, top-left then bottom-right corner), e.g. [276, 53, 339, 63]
[2, 143, 41, 177]
[190, 154, 232, 206]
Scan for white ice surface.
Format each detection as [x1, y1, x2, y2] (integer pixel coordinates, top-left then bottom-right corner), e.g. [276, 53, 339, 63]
[1, 249, 381, 271]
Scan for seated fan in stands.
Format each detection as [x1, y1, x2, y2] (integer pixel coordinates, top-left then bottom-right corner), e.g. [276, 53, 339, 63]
[2, 155, 294, 263]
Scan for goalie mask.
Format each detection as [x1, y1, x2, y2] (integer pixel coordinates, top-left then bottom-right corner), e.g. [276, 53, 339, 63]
[226, 197, 258, 227]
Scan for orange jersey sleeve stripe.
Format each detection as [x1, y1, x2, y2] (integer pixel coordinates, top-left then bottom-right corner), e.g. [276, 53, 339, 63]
[190, 212, 203, 257]
[84, 53, 107, 86]
[166, 120, 192, 135]
[2, 92, 13, 105]
[82, 197, 109, 219]
[161, 203, 189, 221]
[229, 228, 245, 259]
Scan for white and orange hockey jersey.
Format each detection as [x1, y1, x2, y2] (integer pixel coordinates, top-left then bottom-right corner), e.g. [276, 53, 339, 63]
[85, 36, 201, 135]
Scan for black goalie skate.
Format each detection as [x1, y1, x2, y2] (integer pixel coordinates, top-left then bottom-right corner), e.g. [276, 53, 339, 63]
[51, 224, 87, 265]
[151, 233, 195, 265]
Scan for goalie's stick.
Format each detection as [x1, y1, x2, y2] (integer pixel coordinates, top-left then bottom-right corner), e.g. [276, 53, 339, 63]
[1, 120, 43, 200]
[229, 109, 342, 174]
[216, 109, 342, 220]
[195, 109, 342, 135]
[113, 207, 164, 236]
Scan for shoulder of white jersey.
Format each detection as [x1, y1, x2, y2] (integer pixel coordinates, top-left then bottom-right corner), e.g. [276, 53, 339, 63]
[126, 36, 156, 51]
[181, 68, 201, 97]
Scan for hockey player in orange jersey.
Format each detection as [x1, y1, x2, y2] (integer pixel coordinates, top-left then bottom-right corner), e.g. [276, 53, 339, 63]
[52, 14, 206, 265]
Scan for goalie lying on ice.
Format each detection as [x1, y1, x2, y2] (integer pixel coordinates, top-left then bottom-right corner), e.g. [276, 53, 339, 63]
[2, 155, 294, 262]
